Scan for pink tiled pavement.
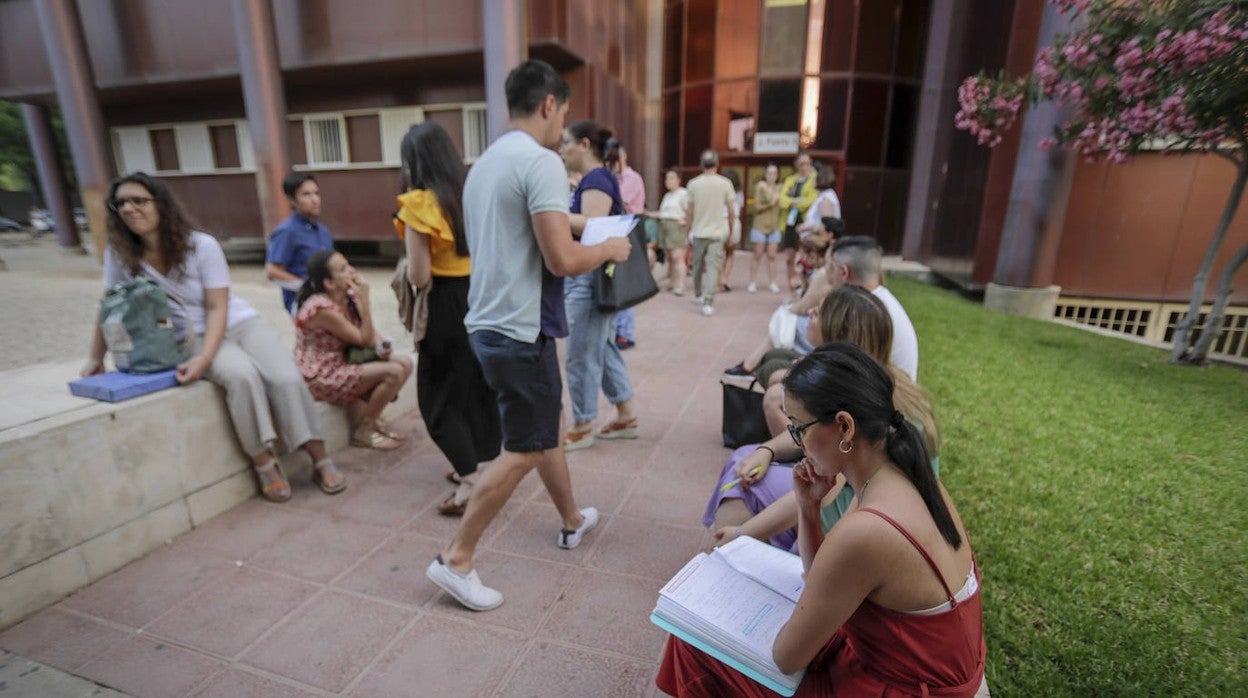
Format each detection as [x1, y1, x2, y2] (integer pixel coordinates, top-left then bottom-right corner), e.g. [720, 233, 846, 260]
[0, 257, 785, 696]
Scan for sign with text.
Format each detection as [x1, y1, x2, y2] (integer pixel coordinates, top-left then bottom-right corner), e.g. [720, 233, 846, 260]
[753, 132, 800, 154]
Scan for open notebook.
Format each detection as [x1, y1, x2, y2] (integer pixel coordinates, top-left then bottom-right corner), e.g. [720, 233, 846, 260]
[651, 536, 807, 696]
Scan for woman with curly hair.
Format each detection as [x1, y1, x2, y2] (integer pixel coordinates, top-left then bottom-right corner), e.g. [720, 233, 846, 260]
[81, 172, 345, 501]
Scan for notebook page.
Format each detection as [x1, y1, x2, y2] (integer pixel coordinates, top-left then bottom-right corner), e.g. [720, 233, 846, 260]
[714, 536, 805, 603]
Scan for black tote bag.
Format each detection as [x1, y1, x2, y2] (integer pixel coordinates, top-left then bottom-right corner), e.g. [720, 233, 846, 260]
[593, 217, 660, 312]
[721, 378, 771, 449]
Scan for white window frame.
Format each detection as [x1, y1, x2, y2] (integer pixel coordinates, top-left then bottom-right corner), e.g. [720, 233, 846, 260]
[380, 107, 426, 166]
[302, 113, 350, 167]
[174, 124, 213, 174]
[112, 127, 157, 174]
[462, 102, 488, 162]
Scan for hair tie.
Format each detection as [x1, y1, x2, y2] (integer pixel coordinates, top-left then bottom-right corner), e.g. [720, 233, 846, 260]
[890, 410, 905, 429]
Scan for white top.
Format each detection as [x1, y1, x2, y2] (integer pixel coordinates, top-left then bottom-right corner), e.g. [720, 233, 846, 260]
[803, 188, 842, 228]
[872, 285, 919, 380]
[462, 129, 570, 342]
[657, 188, 689, 221]
[103, 231, 258, 336]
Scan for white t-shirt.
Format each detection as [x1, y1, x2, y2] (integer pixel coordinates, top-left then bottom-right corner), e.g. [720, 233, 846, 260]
[103, 231, 258, 336]
[658, 188, 688, 221]
[462, 129, 571, 343]
[872, 285, 919, 380]
[804, 189, 842, 228]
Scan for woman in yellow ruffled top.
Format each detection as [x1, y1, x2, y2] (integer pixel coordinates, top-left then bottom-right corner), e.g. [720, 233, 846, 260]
[395, 122, 501, 516]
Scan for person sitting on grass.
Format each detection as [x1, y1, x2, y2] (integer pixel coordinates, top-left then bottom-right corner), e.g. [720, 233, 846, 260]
[294, 250, 413, 451]
[705, 285, 938, 550]
[658, 343, 985, 697]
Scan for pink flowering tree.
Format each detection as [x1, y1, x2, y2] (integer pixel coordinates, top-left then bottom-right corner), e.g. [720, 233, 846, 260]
[955, 0, 1248, 365]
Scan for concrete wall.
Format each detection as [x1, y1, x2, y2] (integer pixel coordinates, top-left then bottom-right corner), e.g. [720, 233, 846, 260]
[0, 357, 415, 630]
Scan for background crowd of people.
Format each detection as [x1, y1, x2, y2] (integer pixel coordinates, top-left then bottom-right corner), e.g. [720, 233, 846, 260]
[79, 58, 983, 697]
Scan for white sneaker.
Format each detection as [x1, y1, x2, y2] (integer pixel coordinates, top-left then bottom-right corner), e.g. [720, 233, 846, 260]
[747, 282, 757, 294]
[768, 283, 781, 294]
[557, 507, 600, 549]
[426, 556, 503, 611]
[702, 304, 715, 317]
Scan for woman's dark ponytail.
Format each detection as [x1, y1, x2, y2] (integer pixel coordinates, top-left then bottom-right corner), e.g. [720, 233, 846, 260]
[886, 417, 961, 549]
[603, 136, 622, 170]
[784, 342, 962, 550]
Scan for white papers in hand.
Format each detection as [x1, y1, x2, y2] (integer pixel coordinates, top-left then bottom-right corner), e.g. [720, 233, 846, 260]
[580, 214, 636, 246]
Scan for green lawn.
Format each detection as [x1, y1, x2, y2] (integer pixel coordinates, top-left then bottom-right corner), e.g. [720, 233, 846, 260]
[886, 276, 1248, 696]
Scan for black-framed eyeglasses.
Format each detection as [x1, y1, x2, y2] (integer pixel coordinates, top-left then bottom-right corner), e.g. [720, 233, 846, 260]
[787, 417, 822, 449]
[108, 196, 154, 212]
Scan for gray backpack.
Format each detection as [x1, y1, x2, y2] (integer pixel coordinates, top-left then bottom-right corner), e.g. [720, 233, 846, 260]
[100, 277, 191, 373]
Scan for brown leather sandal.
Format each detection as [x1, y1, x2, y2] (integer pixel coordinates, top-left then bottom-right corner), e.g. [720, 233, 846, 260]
[313, 459, 347, 495]
[254, 460, 291, 502]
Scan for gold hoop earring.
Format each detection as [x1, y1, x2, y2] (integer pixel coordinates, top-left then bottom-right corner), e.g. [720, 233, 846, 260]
[838, 439, 853, 454]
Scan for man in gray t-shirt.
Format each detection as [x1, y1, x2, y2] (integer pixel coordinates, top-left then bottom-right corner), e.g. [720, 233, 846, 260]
[426, 60, 630, 613]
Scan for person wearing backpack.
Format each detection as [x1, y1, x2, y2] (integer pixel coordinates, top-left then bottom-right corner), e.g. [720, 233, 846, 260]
[81, 172, 346, 501]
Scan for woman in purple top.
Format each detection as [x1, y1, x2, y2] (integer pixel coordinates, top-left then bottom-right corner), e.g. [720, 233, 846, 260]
[558, 120, 639, 452]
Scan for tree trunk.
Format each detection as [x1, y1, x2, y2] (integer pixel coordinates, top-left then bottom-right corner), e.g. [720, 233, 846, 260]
[1189, 240, 1248, 363]
[1170, 158, 1248, 364]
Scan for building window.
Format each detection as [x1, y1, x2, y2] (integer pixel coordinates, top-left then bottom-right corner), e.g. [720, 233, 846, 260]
[112, 127, 157, 174]
[174, 124, 213, 173]
[685, 0, 717, 83]
[209, 124, 241, 169]
[663, 92, 681, 167]
[757, 79, 802, 133]
[664, 3, 684, 89]
[463, 104, 488, 161]
[682, 84, 713, 165]
[380, 107, 424, 165]
[760, 0, 808, 76]
[304, 115, 349, 166]
[345, 114, 383, 163]
[150, 128, 179, 172]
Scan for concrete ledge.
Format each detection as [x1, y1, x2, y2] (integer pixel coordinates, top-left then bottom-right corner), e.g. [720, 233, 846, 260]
[0, 356, 416, 629]
[984, 282, 1061, 320]
[882, 255, 933, 283]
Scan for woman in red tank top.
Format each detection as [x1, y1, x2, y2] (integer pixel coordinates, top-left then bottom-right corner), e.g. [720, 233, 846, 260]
[658, 342, 986, 697]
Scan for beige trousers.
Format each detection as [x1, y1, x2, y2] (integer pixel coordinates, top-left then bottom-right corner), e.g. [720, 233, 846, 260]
[202, 317, 323, 457]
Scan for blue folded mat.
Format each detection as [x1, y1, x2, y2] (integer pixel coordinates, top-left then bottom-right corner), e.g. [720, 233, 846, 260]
[68, 370, 179, 402]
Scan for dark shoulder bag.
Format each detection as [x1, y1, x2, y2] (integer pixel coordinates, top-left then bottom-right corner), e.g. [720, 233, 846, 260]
[593, 216, 659, 312]
[721, 378, 771, 449]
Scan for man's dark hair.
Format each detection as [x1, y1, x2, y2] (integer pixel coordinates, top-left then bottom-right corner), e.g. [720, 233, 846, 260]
[700, 149, 718, 168]
[282, 172, 317, 199]
[505, 60, 571, 117]
[831, 235, 881, 256]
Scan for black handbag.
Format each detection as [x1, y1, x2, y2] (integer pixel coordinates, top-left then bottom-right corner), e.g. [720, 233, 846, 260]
[593, 217, 659, 312]
[721, 379, 771, 449]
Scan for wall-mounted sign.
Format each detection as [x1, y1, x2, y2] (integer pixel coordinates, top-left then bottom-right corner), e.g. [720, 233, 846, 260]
[753, 132, 800, 154]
